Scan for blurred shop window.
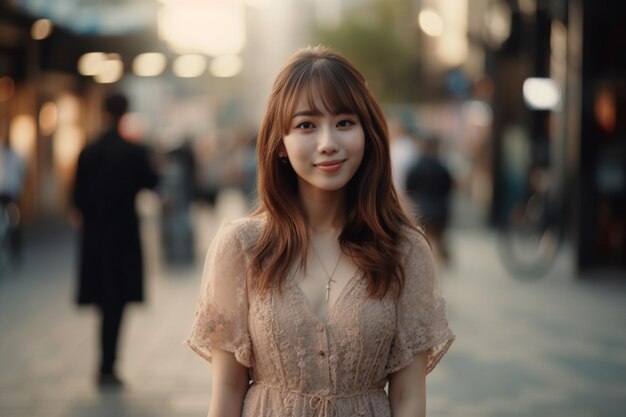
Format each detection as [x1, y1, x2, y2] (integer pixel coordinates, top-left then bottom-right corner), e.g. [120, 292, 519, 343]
[53, 94, 85, 207]
[593, 85, 626, 263]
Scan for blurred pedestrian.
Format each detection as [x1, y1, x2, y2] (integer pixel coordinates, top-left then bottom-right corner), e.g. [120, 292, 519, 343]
[389, 116, 419, 194]
[72, 92, 159, 387]
[389, 117, 419, 215]
[406, 134, 453, 265]
[0, 124, 26, 267]
[185, 46, 454, 417]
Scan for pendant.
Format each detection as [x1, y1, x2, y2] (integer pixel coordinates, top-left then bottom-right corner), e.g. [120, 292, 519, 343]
[325, 283, 331, 302]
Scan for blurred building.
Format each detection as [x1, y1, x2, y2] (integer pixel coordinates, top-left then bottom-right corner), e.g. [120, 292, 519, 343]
[0, 0, 315, 220]
[0, 0, 624, 276]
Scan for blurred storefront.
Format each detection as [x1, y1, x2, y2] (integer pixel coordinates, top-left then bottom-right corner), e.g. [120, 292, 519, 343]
[487, 0, 626, 275]
[0, 0, 311, 224]
[576, 0, 626, 272]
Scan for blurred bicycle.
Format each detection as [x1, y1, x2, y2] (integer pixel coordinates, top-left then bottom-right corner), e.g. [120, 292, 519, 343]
[497, 167, 564, 279]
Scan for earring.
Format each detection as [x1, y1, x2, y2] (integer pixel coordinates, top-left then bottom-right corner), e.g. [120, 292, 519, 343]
[279, 153, 288, 164]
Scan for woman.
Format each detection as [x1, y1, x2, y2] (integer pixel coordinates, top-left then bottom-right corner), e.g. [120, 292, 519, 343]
[186, 46, 454, 417]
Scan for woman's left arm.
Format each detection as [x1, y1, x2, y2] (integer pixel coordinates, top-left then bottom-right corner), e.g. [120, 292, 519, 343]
[388, 351, 428, 417]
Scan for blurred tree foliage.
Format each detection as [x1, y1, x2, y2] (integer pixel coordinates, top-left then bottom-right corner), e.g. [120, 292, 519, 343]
[314, 0, 420, 103]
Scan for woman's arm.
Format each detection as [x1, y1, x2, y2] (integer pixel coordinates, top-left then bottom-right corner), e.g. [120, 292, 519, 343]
[208, 349, 250, 417]
[388, 351, 428, 417]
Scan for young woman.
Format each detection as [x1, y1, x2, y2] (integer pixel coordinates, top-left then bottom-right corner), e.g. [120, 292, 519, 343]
[186, 46, 454, 417]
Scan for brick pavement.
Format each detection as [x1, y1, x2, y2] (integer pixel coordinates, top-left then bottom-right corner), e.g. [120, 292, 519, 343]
[0, 190, 625, 417]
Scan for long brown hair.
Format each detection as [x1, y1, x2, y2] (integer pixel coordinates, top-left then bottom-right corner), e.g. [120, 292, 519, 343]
[251, 46, 417, 298]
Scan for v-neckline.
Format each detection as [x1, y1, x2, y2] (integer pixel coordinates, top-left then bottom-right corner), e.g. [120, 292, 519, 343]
[291, 269, 362, 325]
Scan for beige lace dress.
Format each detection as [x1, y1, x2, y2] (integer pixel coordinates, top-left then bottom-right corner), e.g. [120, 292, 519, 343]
[186, 216, 454, 416]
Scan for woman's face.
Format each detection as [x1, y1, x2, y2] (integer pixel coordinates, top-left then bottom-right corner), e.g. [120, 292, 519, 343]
[282, 93, 365, 195]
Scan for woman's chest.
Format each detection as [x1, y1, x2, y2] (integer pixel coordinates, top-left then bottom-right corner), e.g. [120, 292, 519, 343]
[248, 277, 397, 352]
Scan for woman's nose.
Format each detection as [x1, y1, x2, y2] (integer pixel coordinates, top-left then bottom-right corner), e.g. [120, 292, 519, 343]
[317, 126, 339, 154]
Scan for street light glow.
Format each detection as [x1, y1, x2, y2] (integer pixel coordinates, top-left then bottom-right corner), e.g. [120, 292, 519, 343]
[418, 9, 444, 37]
[78, 52, 107, 76]
[93, 54, 124, 84]
[133, 53, 167, 77]
[173, 54, 207, 78]
[523, 78, 561, 110]
[158, 1, 246, 56]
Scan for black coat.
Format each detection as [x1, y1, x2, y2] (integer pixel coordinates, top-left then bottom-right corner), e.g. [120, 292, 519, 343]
[406, 155, 452, 227]
[73, 129, 159, 306]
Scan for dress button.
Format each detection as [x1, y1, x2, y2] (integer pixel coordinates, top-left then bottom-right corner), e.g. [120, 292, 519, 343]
[318, 350, 326, 358]
[317, 323, 325, 332]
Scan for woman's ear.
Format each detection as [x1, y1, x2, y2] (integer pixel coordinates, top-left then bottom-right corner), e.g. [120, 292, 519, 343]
[277, 141, 287, 158]
[278, 143, 289, 163]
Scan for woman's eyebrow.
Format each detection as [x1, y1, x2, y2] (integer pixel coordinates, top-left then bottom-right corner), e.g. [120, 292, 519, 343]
[291, 108, 355, 119]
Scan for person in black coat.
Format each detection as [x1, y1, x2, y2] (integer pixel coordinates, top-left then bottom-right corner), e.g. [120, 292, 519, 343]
[406, 134, 453, 264]
[72, 92, 159, 386]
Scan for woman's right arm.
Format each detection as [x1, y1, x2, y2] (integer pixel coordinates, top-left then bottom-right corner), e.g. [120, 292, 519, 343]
[208, 349, 249, 417]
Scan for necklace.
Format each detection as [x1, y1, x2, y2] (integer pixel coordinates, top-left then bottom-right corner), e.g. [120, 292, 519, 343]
[309, 242, 343, 302]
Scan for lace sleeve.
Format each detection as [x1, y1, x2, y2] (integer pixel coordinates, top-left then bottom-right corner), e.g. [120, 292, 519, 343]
[185, 220, 254, 367]
[386, 229, 454, 375]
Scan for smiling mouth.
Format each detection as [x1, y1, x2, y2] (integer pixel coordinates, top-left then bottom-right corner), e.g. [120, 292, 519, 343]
[314, 160, 345, 172]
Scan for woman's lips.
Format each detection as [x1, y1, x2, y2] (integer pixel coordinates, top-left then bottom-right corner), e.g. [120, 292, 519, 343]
[315, 160, 345, 173]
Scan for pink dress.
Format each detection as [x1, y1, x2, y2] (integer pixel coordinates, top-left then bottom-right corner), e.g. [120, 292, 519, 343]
[186, 216, 454, 416]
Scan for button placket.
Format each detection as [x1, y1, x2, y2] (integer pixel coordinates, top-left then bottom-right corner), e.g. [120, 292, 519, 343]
[317, 323, 328, 360]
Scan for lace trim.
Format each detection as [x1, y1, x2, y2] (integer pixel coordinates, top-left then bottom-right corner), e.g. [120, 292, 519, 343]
[386, 330, 455, 375]
[184, 337, 254, 368]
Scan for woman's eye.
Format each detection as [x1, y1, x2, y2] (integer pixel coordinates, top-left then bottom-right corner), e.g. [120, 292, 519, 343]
[296, 121, 315, 129]
[337, 119, 355, 128]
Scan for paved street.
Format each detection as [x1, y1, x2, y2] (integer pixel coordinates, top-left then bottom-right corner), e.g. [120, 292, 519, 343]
[1, 190, 625, 417]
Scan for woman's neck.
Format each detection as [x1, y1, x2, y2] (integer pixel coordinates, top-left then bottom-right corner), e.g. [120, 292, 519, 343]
[298, 184, 347, 235]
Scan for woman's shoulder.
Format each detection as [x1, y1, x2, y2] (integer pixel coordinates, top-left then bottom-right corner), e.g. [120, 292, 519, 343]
[217, 214, 266, 250]
[398, 224, 432, 258]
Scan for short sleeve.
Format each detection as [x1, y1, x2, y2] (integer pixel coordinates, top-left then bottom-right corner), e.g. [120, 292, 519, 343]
[185, 220, 254, 367]
[386, 230, 454, 375]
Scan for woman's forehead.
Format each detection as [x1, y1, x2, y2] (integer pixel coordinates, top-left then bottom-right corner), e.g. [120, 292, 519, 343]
[288, 83, 354, 117]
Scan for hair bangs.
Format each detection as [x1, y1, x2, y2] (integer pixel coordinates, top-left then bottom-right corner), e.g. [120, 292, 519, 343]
[279, 59, 364, 135]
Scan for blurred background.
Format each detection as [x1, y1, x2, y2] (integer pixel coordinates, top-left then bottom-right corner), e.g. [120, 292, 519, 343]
[0, 0, 625, 416]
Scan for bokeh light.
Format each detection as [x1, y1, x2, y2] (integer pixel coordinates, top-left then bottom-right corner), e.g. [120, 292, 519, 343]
[53, 125, 85, 168]
[419, 9, 445, 37]
[78, 52, 107, 76]
[172, 54, 207, 78]
[132, 53, 167, 77]
[39, 101, 59, 136]
[484, 1, 511, 47]
[158, 1, 245, 56]
[9, 114, 36, 160]
[523, 77, 561, 110]
[56, 94, 81, 125]
[210, 55, 242, 78]
[31, 19, 53, 40]
[93, 54, 124, 84]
